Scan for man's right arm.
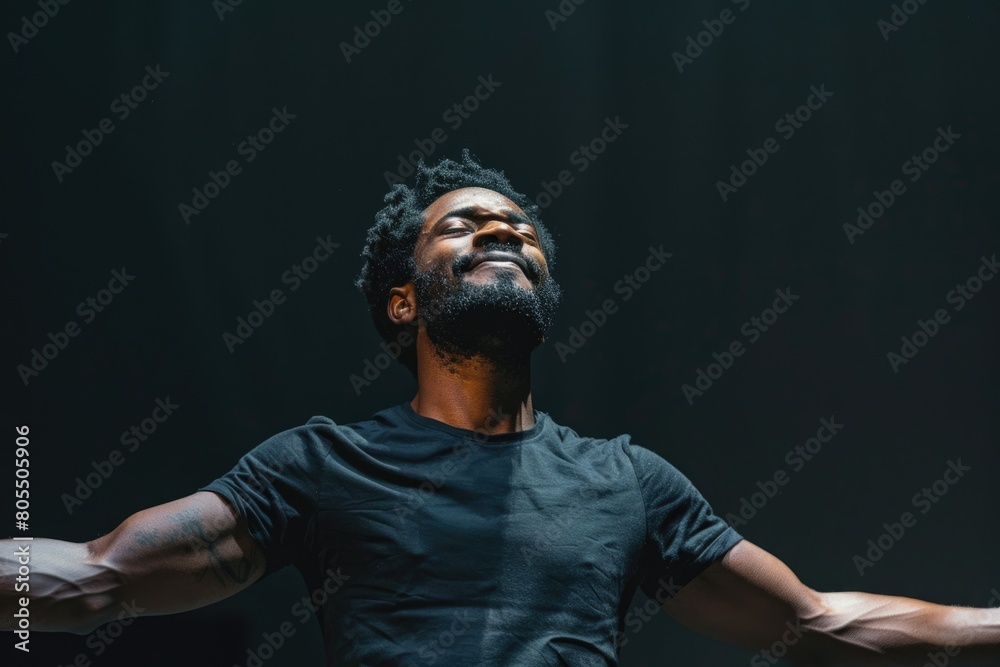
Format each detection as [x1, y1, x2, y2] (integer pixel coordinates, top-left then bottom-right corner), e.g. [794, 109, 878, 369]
[0, 491, 265, 635]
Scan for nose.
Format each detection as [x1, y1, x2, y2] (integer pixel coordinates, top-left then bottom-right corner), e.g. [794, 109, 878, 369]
[472, 220, 523, 249]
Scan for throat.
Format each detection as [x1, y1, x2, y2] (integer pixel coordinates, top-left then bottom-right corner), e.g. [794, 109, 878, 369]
[412, 341, 534, 435]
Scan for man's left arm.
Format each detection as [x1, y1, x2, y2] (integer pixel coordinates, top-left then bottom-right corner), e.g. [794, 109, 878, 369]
[664, 539, 1000, 665]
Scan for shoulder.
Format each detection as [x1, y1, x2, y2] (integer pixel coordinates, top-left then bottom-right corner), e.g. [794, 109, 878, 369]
[619, 442, 711, 501]
[538, 412, 633, 453]
[231, 410, 385, 475]
[537, 413, 661, 485]
[541, 414, 665, 465]
[272, 403, 407, 444]
[530, 411, 691, 471]
[551, 423, 705, 503]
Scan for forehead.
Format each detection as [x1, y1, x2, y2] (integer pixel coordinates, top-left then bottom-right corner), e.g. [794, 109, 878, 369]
[419, 187, 527, 231]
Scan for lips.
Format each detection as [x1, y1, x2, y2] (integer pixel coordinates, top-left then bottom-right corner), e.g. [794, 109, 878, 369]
[467, 251, 529, 275]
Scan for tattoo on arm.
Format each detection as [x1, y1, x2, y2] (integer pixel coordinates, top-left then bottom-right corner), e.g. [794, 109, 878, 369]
[133, 508, 261, 587]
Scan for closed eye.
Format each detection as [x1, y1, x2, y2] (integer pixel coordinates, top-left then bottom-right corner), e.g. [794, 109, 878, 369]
[517, 227, 538, 244]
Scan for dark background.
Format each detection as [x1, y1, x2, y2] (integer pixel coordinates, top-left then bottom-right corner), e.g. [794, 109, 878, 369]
[3, 1, 999, 665]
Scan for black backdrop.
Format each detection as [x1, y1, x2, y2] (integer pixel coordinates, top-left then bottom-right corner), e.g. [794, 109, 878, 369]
[3, 1, 999, 665]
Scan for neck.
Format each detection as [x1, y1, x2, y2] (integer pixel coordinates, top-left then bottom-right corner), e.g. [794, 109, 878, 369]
[410, 332, 535, 435]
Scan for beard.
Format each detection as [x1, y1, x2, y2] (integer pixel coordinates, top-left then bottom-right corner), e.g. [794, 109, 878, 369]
[412, 246, 562, 366]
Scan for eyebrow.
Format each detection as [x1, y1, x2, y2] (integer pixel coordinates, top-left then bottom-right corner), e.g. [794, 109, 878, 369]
[431, 206, 534, 230]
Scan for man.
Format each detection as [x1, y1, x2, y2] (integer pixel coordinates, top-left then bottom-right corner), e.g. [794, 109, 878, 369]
[3, 150, 999, 665]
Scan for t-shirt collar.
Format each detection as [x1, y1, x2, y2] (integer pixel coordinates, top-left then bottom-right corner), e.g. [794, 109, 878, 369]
[396, 401, 547, 445]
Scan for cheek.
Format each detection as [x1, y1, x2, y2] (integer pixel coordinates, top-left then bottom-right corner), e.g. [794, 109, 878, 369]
[415, 250, 459, 281]
[412, 248, 439, 274]
[426, 244, 467, 273]
[529, 253, 549, 276]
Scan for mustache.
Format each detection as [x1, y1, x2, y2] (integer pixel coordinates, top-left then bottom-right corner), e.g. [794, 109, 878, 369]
[454, 249, 543, 283]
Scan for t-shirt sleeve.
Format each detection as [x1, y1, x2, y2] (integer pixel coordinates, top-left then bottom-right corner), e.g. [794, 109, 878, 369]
[198, 418, 333, 578]
[624, 443, 743, 600]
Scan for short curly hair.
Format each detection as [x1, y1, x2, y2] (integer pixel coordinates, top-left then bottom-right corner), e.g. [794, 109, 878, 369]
[354, 149, 558, 376]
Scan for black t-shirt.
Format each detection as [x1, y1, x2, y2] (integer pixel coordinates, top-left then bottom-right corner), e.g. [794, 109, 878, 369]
[199, 402, 742, 666]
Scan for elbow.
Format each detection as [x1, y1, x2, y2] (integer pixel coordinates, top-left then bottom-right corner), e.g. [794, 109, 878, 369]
[786, 591, 893, 665]
[742, 590, 838, 666]
[42, 544, 130, 635]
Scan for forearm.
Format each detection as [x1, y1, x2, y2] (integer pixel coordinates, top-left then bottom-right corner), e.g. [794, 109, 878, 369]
[0, 538, 122, 634]
[800, 591, 1000, 664]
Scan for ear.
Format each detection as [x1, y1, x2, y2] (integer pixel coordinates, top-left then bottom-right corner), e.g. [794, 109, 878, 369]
[387, 284, 417, 326]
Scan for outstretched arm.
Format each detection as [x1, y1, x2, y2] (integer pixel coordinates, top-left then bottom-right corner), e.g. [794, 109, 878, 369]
[664, 539, 1000, 665]
[1, 491, 265, 635]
